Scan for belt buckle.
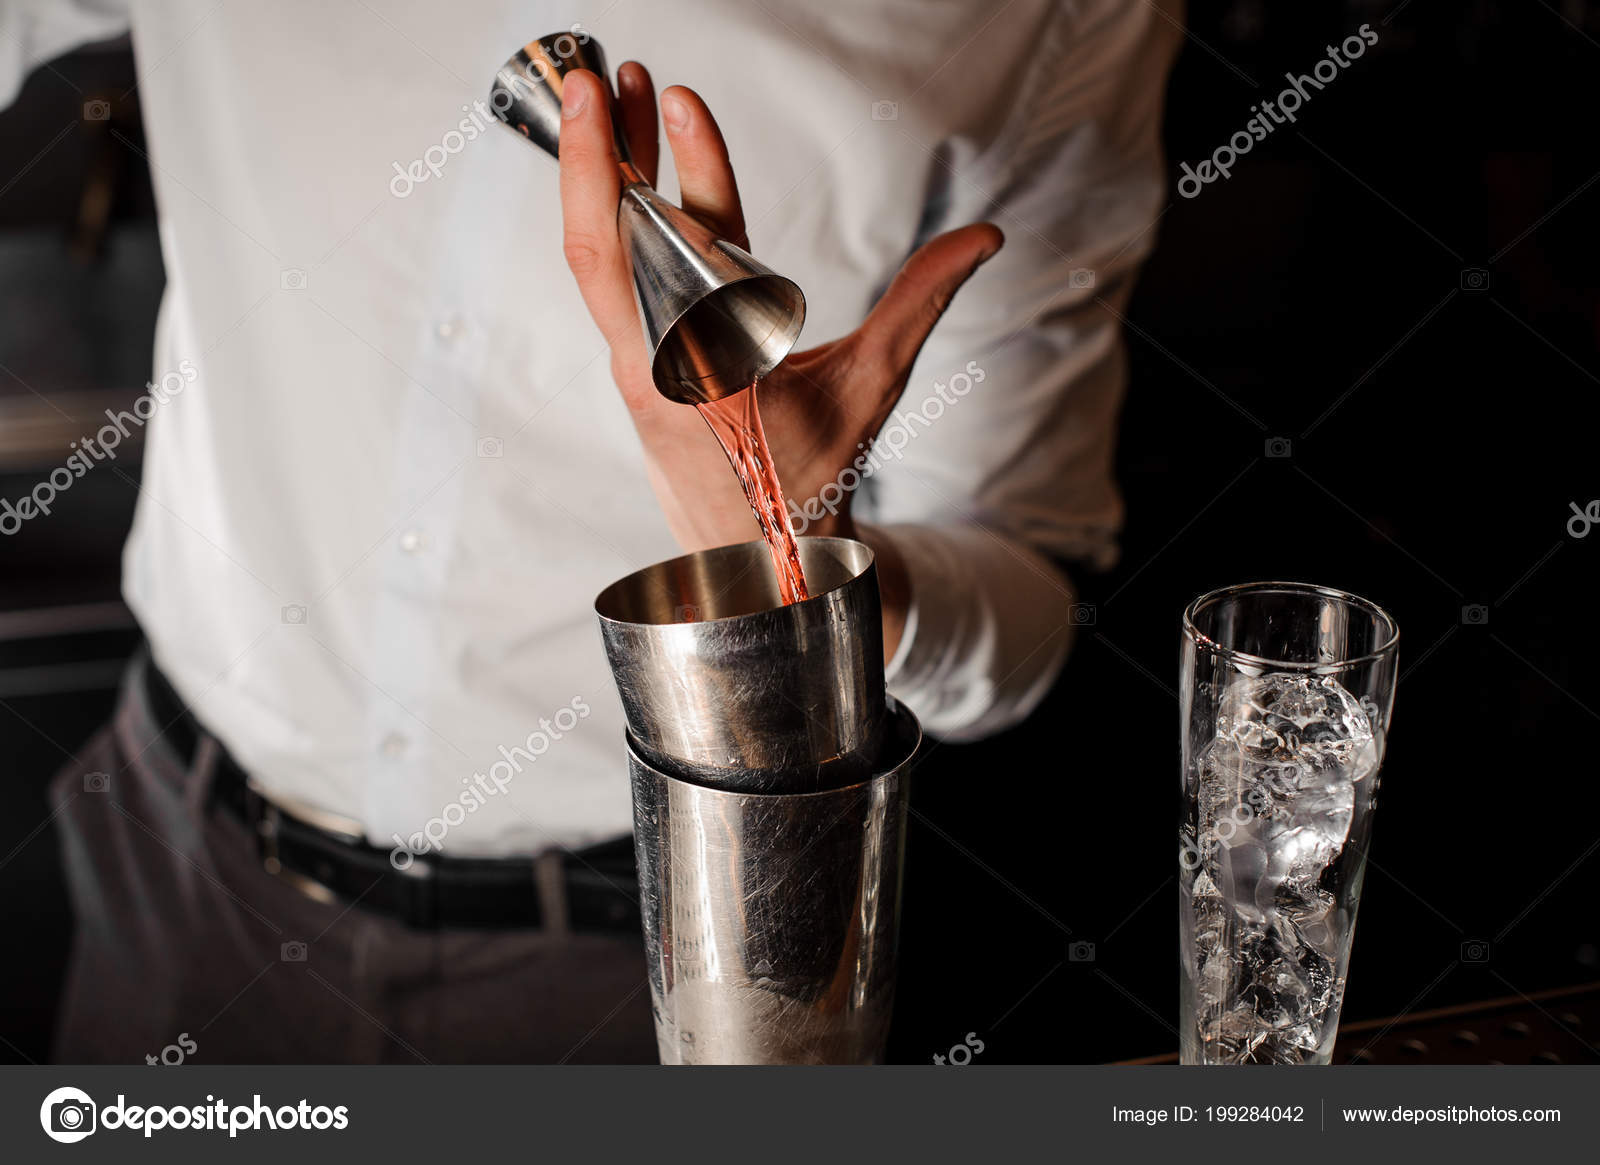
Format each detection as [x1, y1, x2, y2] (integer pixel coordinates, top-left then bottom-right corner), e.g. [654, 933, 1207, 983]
[245, 780, 350, 907]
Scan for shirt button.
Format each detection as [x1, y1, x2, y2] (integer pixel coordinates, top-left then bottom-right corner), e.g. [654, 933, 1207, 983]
[380, 732, 409, 758]
[399, 529, 423, 553]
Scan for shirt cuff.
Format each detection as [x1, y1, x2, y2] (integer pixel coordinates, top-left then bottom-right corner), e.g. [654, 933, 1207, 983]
[882, 557, 918, 684]
[861, 520, 1076, 741]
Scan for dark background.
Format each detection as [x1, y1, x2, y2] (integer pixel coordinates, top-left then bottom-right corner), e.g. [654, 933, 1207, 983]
[2, 1, 1597, 1065]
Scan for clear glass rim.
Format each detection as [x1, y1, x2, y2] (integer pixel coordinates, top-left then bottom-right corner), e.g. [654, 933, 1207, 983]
[1182, 580, 1400, 673]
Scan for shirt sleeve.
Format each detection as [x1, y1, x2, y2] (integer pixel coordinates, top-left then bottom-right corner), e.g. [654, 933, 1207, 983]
[861, 0, 1182, 741]
[0, 0, 130, 109]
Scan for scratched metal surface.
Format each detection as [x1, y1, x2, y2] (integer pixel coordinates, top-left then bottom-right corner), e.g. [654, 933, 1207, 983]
[630, 707, 918, 1064]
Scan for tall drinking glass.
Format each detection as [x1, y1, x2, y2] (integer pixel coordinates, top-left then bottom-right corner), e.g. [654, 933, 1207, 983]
[1179, 582, 1399, 1065]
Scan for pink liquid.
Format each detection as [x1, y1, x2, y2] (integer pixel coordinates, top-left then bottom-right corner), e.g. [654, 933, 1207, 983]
[695, 382, 811, 606]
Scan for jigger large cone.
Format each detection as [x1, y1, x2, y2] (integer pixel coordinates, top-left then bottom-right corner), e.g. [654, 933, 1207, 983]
[490, 32, 806, 404]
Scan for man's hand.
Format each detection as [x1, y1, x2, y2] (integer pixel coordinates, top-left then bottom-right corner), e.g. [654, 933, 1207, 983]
[557, 65, 1001, 653]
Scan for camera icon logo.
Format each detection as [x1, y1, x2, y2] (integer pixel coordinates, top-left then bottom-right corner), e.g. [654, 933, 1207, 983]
[280, 268, 307, 291]
[871, 99, 899, 121]
[1459, 267, 1490, 292]
[281, 940, 308, 962]
[281, 604, 307, 625]
[1068, 940, 1096, 963]
[83, 100, 111, 122]
[40, 1086, 97, 1143]
[83, 771, 110, 793]
[1265, 436, 1292, 459]
[1068, 603, 1096, 626]
[1460, 939, 1491, 964]
[1069, 268, 1095, 290]
[1461, 604, 1488, 626]
[674, 604, 701, 623]
[477, 436, 504, 458]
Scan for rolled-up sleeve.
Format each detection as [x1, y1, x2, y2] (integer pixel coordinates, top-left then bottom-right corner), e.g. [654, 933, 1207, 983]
[864, 0, 1181, 741]
[1, 0, 129, 108]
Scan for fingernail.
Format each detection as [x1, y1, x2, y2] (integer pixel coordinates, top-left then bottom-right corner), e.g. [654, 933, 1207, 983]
[563, 80, 588, 120]
[662, 94, 688, 132]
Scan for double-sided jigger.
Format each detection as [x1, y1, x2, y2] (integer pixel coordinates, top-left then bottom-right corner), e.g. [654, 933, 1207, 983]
[490, 32, 806, 404]
[596, 538, 920, 1064]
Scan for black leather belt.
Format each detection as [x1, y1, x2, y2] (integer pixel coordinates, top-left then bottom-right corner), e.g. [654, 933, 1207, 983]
[142, 657, 640, 933]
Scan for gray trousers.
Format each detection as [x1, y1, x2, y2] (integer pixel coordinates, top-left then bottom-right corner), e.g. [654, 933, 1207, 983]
[50, 657, 656, 1064]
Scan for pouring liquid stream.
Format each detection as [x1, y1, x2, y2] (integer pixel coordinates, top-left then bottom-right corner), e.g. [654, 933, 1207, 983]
[695, 382, 811, 607]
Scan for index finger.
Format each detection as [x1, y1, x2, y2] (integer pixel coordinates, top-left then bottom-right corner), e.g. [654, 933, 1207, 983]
[558, 69, 638, 339]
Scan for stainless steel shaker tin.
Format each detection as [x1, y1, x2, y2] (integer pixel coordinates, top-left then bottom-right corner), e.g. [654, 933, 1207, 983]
[629, 702, 919, 1064]
[595, 537, 889, 794]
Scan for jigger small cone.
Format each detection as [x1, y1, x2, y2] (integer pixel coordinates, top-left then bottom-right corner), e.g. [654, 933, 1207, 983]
[490, 32, 806, 404]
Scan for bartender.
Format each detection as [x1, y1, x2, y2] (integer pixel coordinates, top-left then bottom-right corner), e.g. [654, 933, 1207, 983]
[2, 0, 1179, 1061]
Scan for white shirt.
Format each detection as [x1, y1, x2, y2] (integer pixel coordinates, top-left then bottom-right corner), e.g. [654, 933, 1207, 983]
[3, 0, 1178, 854]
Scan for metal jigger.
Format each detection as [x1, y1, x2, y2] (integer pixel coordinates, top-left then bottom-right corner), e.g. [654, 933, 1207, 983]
[490, 33, 806, 404]
[595, 538, 918, 1063]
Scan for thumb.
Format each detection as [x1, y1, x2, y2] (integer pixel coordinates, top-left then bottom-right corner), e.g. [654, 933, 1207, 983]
[858, 222, 1004, 374]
